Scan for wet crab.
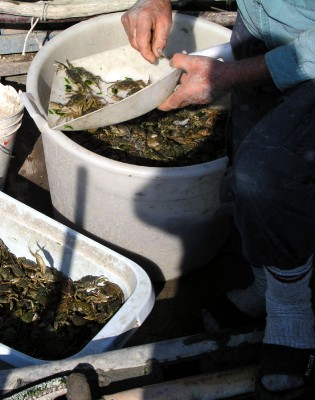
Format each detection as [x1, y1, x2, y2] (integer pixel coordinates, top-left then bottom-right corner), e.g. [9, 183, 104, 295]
[55, 60, 104, 93]
[49, 92, 107, 123]
[107, 77, 149, 101]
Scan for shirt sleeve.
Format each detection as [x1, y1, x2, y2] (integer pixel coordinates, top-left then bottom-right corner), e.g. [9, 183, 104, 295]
[265, 29, 315, 91]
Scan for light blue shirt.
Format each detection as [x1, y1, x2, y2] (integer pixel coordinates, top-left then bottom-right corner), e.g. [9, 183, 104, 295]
[236, 0, 315, 90]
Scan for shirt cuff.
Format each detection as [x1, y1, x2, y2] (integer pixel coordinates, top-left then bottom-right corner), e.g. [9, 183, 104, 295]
[265, 43, 308, 91]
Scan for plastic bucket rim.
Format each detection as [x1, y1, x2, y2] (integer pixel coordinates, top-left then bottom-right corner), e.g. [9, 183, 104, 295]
[0, 104, 24, 123]
[0, 122, 22, 139]
[0, 112, 24, 129]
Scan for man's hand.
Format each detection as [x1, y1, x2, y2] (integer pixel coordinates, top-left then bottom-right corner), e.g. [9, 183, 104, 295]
[121, 0, 172, 63]
[159, 53, 273, 111]
[159, 53, 228, 111]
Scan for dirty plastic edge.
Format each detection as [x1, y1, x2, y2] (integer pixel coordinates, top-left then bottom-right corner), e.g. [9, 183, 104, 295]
[0, 191, 155, 367]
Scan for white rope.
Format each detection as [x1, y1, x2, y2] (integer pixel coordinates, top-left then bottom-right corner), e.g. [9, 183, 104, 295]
[39, 0, 51, 22]
[22, 1, 51, 56]
[22, 16, 39, 56]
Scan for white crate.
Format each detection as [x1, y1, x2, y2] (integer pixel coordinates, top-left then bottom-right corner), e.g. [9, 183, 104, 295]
[0, 191, 154, 367]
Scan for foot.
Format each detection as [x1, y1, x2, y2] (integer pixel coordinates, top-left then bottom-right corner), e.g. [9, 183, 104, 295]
[256, 344, 315, 400]
[202, 265, 266, 333]
[257, 260, 315, 398]
[202, 293, 265, 333]
[227, 265, 266, 317]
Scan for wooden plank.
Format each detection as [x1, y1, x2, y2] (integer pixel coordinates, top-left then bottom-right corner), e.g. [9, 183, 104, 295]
[0, 30, 61, 55]
[0, 330, 262, 393]
[0, 0, 137, 20]
[0, 1, 235, 20]
[0, 10, 236, 28]
[0, 53, 35, 77]
[0, 13, 85, 24]
[102, 367, 256, 400]
[0, 59, 31, 76]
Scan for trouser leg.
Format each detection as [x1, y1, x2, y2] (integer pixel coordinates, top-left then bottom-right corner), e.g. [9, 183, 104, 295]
[218, 19, 315, 396]
[220, 15, 315, 269]
[222, 79, 315, 268]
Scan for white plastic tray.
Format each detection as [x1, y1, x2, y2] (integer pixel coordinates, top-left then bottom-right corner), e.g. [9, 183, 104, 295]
[0, 191, 154, 367]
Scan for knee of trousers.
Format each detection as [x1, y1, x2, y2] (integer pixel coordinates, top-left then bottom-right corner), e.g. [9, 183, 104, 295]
[232, 143, 296, 210]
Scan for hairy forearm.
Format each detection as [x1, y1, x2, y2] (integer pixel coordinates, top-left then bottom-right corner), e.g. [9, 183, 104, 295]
[217, 55, 274, 91]
[159, 53, 275, 110]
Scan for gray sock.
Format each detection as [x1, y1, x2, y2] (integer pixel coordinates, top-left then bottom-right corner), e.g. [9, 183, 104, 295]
[227, 265, 266, 317]
[262, 257, 315, 392]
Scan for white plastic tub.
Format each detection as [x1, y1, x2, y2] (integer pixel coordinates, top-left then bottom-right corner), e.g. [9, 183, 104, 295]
[24, 12, 232, 282]
[0, 83, 24, 190]
[0, 191, 154, 367]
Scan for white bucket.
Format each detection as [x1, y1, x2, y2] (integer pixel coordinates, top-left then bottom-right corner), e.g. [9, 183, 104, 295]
[1, 110, 24, 130]
[0, 83, 24, 190]
[24, 12, 232, 281]
[0, 122, 22, 190]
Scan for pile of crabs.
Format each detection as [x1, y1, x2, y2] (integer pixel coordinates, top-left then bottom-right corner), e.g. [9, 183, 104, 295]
[48, 60, 148, 123]
[0, 239, 124, 360]
[48, 61, 228, 168]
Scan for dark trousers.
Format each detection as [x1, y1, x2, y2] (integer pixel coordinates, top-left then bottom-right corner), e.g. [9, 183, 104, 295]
[220, 14, 315, 269]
